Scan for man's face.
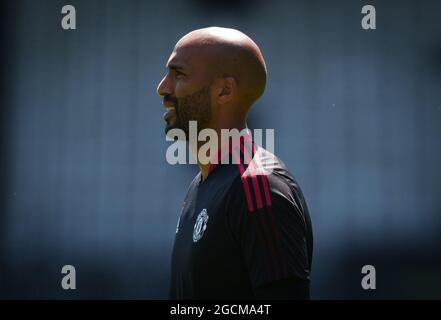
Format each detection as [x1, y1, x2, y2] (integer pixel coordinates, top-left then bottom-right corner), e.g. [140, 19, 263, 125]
[157, 46, 213, 138]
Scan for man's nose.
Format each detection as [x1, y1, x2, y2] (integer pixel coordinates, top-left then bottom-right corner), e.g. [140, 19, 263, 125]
[157, 76, 171, 97]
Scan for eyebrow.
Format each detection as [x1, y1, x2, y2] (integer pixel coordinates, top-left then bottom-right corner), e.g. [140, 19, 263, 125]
[167, 63, 186, 72]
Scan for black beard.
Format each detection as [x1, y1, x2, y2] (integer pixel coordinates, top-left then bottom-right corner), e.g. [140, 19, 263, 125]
[165, 86, 212, 139]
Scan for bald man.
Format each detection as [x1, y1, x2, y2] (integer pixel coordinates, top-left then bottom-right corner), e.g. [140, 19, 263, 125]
[157, 27, 313, 300]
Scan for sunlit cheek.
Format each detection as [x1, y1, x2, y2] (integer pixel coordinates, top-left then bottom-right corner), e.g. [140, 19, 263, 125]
[175, 80, 201, 97]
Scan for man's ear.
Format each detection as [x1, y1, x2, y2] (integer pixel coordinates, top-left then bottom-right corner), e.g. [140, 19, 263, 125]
[217, 77, 236, 104]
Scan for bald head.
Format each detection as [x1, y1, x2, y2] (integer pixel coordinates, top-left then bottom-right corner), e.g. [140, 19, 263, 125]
[157, 27, 267, 136]
[175, 27, 267, 108]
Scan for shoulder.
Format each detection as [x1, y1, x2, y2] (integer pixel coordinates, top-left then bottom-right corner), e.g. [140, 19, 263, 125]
[227, 147, 307, 216]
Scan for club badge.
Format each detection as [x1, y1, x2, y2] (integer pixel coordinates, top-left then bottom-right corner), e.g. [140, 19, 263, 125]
[193, 209, 209, 242]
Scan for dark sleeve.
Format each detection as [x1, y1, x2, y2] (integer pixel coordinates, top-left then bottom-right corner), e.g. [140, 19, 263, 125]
[226, 177, 311, 299]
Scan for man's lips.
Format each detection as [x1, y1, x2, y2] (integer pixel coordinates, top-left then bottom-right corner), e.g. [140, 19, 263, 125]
[163, 106, 176, 121]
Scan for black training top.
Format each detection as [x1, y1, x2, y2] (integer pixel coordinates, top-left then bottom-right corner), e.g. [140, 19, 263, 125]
[169, 138, 313, 299]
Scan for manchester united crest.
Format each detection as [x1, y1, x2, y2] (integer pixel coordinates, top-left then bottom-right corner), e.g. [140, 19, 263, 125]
[193, 209, 209, 243]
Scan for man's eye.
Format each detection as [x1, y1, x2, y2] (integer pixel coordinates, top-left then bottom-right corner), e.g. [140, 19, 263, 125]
[175, 72, 185, 78]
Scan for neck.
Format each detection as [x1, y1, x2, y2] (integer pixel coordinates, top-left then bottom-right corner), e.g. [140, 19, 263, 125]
[190, 119, 247, 181]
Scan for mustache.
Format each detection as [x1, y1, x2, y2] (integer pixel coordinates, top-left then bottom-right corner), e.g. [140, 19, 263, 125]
[163, 95, 179, 107]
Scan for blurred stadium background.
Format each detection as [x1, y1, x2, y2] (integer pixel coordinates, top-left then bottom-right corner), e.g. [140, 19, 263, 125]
[1, 0, 441, 299]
